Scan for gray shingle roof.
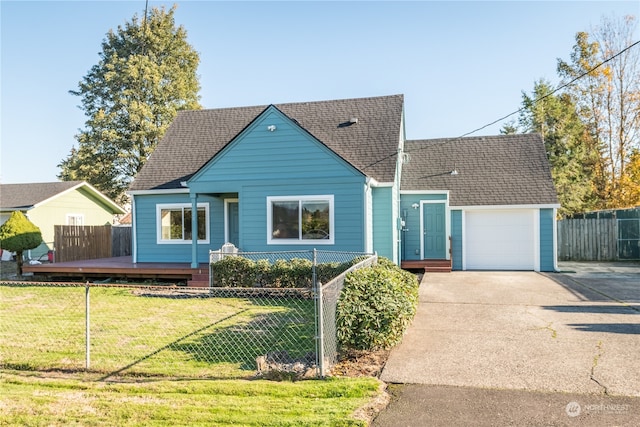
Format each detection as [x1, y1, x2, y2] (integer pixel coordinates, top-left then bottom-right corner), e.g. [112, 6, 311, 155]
[0, 181, 84, 210]
[402, 134, 559, 206]
[129, 95, 404, 191]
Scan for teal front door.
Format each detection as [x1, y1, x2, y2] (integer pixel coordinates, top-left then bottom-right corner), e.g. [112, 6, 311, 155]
[423, 203, 446, 259]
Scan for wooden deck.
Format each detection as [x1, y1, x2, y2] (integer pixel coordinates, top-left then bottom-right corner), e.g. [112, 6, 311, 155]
[22, 256, 210, 287]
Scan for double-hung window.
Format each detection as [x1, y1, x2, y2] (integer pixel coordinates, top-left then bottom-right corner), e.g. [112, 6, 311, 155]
[157, 203, 209, 244]
[66, 214, 84, 226]
[267, 195, 334, 244]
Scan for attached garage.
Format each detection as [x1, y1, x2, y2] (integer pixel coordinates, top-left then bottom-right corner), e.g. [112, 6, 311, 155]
[464, 209, 536, 270]
[400, 135, 560, 272]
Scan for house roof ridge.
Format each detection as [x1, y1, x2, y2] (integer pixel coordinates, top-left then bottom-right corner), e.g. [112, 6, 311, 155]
[176, 94, 404, 114]
[407, 133, 541, 144]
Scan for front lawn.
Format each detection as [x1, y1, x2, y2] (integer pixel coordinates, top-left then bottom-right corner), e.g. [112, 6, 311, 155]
[0, 285, 316, 379]
[1, 371, 382, 426]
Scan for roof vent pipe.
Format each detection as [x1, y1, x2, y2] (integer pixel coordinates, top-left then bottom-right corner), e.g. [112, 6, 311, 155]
[349, 117, 358, 124]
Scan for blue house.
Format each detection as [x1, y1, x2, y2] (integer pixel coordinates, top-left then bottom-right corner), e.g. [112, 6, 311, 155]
[128, 95, 560, 271]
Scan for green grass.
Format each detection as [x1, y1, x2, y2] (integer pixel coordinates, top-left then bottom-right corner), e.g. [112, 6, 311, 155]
[1, 284, 385, 426]
[0, 371, 382, 426]
[0, 285, 317, 379]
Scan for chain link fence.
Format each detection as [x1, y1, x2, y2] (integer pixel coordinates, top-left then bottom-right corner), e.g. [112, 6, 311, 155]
[0, 250, 376, 380]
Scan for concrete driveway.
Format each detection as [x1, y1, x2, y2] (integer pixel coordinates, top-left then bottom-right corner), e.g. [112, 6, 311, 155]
[380, 267, 640, 397]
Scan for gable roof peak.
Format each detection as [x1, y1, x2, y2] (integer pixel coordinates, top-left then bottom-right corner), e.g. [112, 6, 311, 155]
[130, 94, 405, 191]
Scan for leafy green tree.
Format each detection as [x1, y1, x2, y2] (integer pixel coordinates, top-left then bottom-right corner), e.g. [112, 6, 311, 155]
[507, 80, 598, 217]
[59, 5, 201, 202]
[0, 211, 42, 277]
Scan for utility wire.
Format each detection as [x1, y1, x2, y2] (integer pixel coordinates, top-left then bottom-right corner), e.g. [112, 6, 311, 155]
[458, 39, 640, 138]
[362, 38, 640, 169]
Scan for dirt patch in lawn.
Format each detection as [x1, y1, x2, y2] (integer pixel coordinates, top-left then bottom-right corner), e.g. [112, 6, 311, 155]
[331, 349, 391, 378]
[332, 349, 392, 424]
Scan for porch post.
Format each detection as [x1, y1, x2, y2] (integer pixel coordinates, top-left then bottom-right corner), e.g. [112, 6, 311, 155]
[190, 193, 198, 268]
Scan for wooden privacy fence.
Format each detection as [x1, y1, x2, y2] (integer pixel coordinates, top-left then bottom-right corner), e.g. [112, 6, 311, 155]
[54, 225, 131, 262]
[557, 218, 617, 261]
[111, 226, 132, 258]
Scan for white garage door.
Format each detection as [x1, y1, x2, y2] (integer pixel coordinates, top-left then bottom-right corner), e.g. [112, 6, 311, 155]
[465, 209, 535, 270]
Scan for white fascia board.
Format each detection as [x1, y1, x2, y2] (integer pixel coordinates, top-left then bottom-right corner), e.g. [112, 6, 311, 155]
[372, 181, 394, 188]
[127, 189, 191, 196]
[400, 190, 450, 196]
[451, 203, 561, 210]
[33, 181, 125, 214]
[30, 182, 84, 209]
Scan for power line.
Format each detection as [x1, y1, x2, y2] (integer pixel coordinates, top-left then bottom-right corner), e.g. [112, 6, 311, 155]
[458, 39, 640, 138]
[363, 38, 640, 168]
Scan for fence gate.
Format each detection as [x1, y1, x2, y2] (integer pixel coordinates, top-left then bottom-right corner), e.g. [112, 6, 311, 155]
[618, 217, 640, 260]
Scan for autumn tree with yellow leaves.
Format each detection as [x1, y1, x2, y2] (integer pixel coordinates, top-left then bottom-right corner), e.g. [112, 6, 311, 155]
[557, 15, 640, 210]
[508, 15, 640, 215]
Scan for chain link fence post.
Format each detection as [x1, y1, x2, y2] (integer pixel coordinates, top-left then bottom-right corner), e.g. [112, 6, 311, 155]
[85, 282, 90, 370]
[313, 249, 327, 377]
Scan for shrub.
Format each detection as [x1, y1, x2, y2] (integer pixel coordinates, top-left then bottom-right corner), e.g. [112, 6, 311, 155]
[336, 258, 419, 350]
[210, 255, 375, 289]
[211, 256, 257, 287]
[271, 258, 313, 288]
[0, 211, 42, 276]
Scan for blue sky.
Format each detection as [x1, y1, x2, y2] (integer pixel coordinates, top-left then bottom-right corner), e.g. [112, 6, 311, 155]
[1, 0, 639, 184]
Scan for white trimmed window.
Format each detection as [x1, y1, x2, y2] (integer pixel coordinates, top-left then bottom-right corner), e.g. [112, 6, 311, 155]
[156, 203, 209, 244]
[267, 195, 334, 244]
[66, 214, 84, 226]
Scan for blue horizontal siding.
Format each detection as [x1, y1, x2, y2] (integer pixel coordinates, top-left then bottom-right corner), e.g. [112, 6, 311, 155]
[399, 193, 447, 261]
[372, 187, 394, 261]
[239, 180, 364, 252]
[134, 193, 223, 263]
[193, 108, 361, 183]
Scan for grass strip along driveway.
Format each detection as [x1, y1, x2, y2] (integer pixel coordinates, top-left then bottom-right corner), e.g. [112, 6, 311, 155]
[1, 372, 381, 426]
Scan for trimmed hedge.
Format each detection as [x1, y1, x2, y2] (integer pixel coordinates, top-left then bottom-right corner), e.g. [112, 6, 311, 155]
[210, 256, 362, 288]
[336, 257, 419, 351]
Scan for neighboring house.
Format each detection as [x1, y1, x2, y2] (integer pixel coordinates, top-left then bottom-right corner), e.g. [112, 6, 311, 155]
[0, 181, 125, 259]
[128, 94, 560, 271]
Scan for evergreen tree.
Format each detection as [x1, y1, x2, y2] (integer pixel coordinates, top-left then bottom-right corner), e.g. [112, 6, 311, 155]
[59, 5, 201, 202]
[508, 80, 598, 217]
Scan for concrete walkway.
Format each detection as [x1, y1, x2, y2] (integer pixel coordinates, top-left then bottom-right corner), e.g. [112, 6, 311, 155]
[380, 271, 640, 396]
